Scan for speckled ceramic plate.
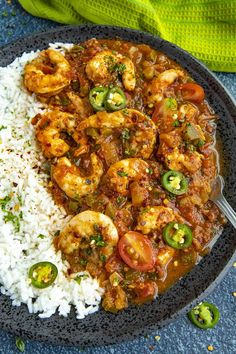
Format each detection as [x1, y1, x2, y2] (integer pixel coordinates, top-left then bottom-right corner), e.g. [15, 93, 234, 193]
[0, 25, 236, 347]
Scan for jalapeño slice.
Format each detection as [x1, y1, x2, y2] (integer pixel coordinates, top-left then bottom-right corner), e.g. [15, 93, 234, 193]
[163, 222, 193, 249]
[89, 86, 108, 111]
[188, 302, 220, 329]
[161, 170, 188, 195]
[29, 261, 58, 289]
[105, 87, 127, 111]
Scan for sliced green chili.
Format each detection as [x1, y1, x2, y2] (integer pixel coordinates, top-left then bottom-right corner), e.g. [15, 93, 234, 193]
[29, 261, 58, 289]
[89, 86, 108, 111]
[163, 222, 193, 249]
[105, 87, 126, 111]
[188, 302, 220, 329]
[161, 170, 188, 195]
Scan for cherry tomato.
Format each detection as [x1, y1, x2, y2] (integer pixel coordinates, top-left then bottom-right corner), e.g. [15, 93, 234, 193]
[180, 83, 205, 103]
[118, 231, 156, 271]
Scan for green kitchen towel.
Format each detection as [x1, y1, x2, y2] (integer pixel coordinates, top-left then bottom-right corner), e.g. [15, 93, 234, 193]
[18, 0, 236, 72]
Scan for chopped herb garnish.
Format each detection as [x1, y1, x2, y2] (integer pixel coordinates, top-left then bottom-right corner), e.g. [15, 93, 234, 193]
[15, 337, 25, 352]
[90, 234, 106, 247]
[17, 194, 23, 206]
[141, 207, 149, 214]
[196, 139, 205, 147]
[54, 230, 60, 237]
[2, 11, 8, 17]
[4, 211, 20, 232]
[0, 125, 7, 131]
[121, 128, 130, 140]
[100, 254, 107, 262]
[124, 148, 136, 157]
[122, 108, 129, 115]
[112, 63, 126, 74]
[38, 234, 46, 239]
[117, 170, 128, 177]
[146, 167, 153, 174]
[166, 97, 177, 110]
[172, 119, 180, 127]
[0, 195, 11, 211]
[75, 274, 89, 285]
[80, 259, 87, 266]
[116, 195, 127, 205]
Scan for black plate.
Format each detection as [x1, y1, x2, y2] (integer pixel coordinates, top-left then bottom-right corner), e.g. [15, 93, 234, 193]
[0, 25, 236, 347]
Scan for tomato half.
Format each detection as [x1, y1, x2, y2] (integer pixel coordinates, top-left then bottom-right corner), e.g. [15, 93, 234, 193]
[118, 231, 156, 271]
[180, 83, 205, 103]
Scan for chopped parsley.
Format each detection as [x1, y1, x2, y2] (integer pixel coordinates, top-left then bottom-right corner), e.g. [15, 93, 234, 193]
[124, 148, 136, 157]
[75, 274, 89, 285]
[4, 211, 20, 232]
[121, 128, 130, 140]
[196, 139, 205, 147]
[0, 195, 11, 211]
[112, 63, 126, 74]
[90, 235, 106, 247]
[117, 170, 128, 177]
[0, 125, 7, 131]
[100, 254, 107, 262]
[146, 167, 153, 174]
[79, 259, 87, 266]
[165, 98, 177, 110]
[116, 195, 127, 205]
[17, 194, 23, 206]
[38, 234, 46, 239]
[172, 119, 180, 127]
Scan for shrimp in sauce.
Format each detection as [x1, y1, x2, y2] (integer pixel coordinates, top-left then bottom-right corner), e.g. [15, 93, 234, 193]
[25, 39, 224, 313]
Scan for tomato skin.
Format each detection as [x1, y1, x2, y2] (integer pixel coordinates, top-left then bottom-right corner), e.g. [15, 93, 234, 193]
[118, 231, 156, 271]
[180, 83, 205, 103]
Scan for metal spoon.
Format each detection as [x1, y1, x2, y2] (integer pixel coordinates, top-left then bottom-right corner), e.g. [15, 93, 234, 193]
[210, 175, 236, 229]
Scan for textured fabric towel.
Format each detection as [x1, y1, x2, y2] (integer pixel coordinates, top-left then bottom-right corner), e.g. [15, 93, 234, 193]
[18, 0, 236, 72]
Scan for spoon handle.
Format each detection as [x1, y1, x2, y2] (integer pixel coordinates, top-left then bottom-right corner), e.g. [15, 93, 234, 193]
[215, 195, 236, 229]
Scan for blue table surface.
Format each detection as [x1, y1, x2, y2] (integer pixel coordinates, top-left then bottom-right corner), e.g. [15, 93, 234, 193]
[0, 1, 235, 353]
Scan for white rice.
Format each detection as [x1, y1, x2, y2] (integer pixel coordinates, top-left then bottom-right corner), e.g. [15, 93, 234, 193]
[0, 46, 103, 319]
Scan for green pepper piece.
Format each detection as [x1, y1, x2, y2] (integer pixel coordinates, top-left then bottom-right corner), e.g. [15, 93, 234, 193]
[163, 222, 193, 249]
[188, 302, 220, 329]
[89, 86, 108, 111]
[161, 170, 188, 195]
[29, 261, 58, 289]
[105, 87, 127, 111]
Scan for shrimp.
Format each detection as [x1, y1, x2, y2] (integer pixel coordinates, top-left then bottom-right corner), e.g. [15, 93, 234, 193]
[136, 206, 175, 234]
[24, 49, 71, 95]
[35, 110, 87, 158]
[78, 109, 157, 159]
[55, 210, 118, 258]
[52, 153, 104, 199]
[85, 50, 136, 90]
[145, 69, 184, 106]
[106, 158, 149, 196]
